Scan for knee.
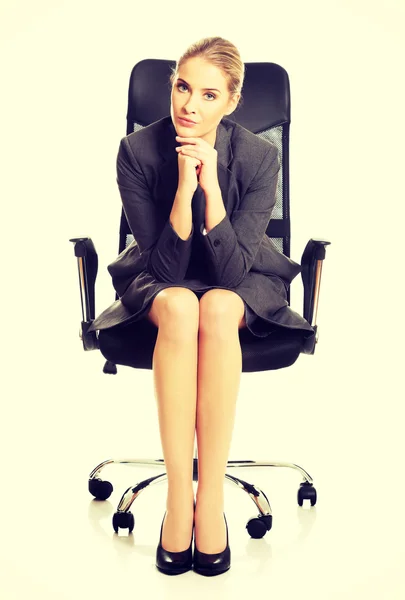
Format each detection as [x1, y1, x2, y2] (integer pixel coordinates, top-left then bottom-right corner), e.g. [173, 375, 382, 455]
[199, 290, 244, 337]
[155, 288, 200, 338]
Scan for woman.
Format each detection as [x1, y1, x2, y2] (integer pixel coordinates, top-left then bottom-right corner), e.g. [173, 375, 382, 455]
[89, 37, 314, 576]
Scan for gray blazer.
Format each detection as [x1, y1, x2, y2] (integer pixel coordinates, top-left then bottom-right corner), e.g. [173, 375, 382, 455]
[89, 116, 303, 333]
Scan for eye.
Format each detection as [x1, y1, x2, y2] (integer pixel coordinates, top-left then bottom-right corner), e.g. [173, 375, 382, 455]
[177, 83, 188, 92]
[205, 93, 216, 101]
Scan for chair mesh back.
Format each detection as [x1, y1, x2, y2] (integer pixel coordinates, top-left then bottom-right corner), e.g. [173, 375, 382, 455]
[255, 124, 284, 253]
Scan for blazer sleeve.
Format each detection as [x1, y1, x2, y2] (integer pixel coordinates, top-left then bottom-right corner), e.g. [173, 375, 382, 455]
[116, 137, 194, 282]
[200, 145, 280, 288]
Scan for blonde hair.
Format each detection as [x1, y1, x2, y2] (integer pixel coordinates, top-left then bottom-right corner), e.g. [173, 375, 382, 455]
[170, 37, 244, 103]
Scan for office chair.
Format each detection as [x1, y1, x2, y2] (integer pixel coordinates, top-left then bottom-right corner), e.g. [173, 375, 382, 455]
[70, 59, 330, 539]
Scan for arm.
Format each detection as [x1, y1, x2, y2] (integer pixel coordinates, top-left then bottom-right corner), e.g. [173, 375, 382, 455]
[116, 137, 194, 283]
[201, 146, 280, 288]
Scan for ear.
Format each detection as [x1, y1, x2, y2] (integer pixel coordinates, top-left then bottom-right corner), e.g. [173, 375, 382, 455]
[224, 93, 241, 117]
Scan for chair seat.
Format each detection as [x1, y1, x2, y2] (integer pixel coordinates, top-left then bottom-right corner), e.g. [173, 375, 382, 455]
[98, 318, 306, 373]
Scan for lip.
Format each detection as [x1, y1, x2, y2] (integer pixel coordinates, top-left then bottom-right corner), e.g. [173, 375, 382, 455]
[178, 117, 197, 126]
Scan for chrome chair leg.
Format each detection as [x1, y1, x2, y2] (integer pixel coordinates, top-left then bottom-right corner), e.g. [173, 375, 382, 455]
[112, 472, 168, 533]
[89, 457, 166, 481]
[116, 473, 168, 513]
[226, 459, 314, 484]
[225, 459, 317, 508]
[224, 473, 272, 516]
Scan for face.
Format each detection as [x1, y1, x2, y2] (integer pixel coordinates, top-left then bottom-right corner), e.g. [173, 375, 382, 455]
[170, 56, 240, 146]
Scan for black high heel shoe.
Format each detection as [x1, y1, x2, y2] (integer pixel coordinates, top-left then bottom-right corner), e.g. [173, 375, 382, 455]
[155, 500, 196, 576]
[193, 513, 231, 577]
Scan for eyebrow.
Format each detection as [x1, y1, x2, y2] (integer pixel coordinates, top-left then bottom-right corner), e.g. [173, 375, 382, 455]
[177, 78, 221, 93]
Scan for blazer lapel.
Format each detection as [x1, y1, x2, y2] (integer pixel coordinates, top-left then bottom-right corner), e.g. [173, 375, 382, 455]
[215, 118, 233, 169]
[154, 119, 180, 219]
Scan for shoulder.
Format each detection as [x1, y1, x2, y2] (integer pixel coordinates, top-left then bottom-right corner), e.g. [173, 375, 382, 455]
[118, 116, 172, 164]
[221, 118, 279, 183]
[223, 117, 278, 161]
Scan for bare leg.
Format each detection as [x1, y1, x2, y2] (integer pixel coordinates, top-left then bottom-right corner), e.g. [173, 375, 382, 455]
[147, 288, 199, 552]
[195, 290, 245, 553]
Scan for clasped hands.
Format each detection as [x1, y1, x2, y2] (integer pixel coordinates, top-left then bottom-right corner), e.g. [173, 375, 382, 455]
[175, 135, 220, 194]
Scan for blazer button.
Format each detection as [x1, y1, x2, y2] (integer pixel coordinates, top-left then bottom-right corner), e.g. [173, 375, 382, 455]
[214, 239, 221, 247]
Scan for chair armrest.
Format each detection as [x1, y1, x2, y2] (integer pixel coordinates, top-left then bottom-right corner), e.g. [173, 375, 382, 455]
[301, 238, 331, 331]
[69, 236, 99, 350]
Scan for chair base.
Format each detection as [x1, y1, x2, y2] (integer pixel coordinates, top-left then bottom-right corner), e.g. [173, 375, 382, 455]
[88, 456, 317, 538]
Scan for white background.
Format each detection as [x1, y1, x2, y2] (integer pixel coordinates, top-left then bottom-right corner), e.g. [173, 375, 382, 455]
[1, 1, 404, 598]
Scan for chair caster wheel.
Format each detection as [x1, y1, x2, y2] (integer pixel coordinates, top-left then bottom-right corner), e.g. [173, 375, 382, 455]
[113, 511, 135, 533]
[298, 482, 317, 506]
[88, 478, 113, 500]
[246, 514, 272, 538]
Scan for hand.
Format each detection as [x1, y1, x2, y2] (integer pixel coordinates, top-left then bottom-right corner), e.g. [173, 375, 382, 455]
[175, 136, 219, 194]
[177, 150, 201, 194]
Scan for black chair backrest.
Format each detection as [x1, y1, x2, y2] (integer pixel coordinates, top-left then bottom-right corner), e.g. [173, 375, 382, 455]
[118, 59, 292, 301]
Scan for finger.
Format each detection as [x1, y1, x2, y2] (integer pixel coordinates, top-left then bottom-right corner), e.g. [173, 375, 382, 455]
[178, 149, 199, 159]
[177, 148, 198, 156]
[178, 149, 207, 163]
[181, 154, 201, 166]
[180, 152, 201, 161]
[177, 149, 202, 161]
[175, 145, 202, 153]
[175, 136, 198, 144]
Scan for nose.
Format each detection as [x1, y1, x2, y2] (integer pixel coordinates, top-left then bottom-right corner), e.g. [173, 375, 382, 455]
[184, 96, 197, 114]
